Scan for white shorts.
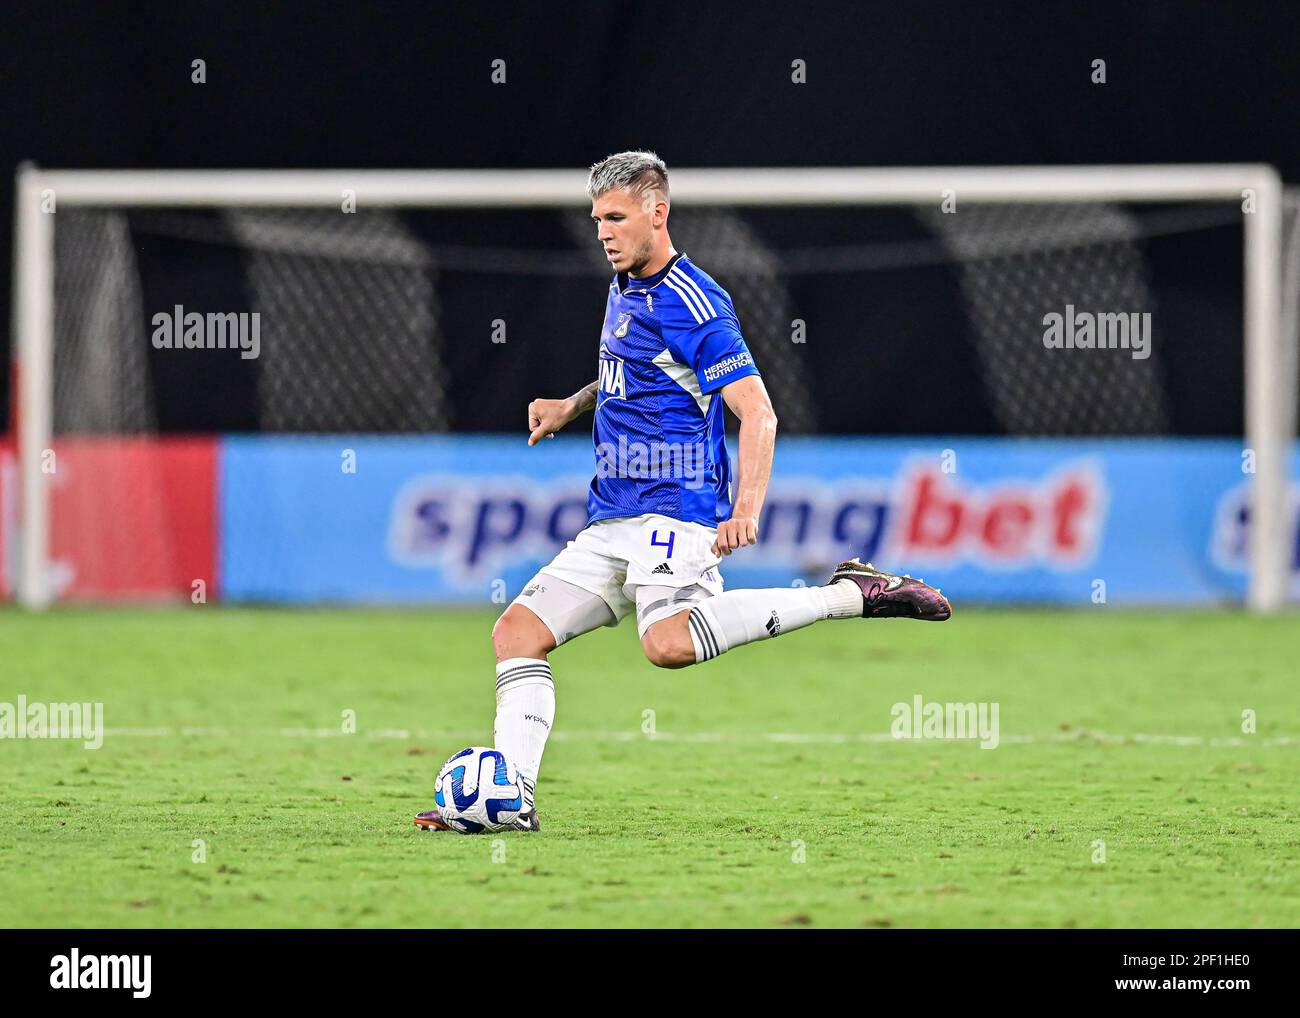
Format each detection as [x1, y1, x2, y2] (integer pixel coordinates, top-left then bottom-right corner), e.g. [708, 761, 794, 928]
[512, 513, 725, 644]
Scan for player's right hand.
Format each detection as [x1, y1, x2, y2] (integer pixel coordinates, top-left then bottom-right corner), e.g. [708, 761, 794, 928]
[527, 398, 576, 446]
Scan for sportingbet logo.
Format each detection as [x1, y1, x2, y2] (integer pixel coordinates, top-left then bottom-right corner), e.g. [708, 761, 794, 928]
[386, 459, 1105, 579]
[890, 464, 1102, 565]
[50, 949, 151, 998]
[389, 476, 590, 572]
[1210, 482, 1300, 575]
[758, 462, 1104, 568]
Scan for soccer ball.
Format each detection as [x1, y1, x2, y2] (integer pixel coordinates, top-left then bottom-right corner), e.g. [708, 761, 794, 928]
[434, 747, 525, 834]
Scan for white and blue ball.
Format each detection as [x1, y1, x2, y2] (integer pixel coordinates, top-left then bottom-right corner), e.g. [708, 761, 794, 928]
[434, 747, 524, 834]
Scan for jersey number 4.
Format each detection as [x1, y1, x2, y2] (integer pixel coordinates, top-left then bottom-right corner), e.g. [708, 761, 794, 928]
[650, 530, 675, 559]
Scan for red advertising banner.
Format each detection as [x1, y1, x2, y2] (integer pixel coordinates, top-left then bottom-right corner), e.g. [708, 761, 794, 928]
[0, 437, 218, 602]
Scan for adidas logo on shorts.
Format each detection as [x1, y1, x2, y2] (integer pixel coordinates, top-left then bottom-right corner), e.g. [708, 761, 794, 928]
[651, 562, 674, 575]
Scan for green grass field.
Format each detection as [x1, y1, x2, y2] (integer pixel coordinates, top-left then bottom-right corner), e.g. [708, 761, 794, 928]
[1, 606, 1297, 928]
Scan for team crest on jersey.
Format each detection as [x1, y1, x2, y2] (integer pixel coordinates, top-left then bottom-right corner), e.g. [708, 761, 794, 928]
[613, 312, 632, 339]
[598, 352, 627, 400]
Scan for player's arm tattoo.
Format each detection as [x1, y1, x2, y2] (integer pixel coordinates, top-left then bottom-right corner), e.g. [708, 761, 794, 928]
[568, 379, 599, 416]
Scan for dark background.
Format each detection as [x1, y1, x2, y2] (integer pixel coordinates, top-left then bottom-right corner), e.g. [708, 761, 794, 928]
[4, 0, 1299, 436]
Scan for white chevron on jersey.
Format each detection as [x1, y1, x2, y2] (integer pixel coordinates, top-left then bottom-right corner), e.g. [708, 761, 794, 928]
[670, 266, 717, 319]
[663, 270, 714, 324]
[651, 347, 712, 416]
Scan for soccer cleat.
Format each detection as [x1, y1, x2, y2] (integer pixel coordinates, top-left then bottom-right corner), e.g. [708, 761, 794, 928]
[829, 558, 952, 621]
[511, 809, 541, 832]
[413, 808, 453, 831]
[413, 806, 540, 832]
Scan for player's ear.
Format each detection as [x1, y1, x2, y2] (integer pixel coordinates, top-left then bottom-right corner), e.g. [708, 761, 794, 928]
[652, 199, 669, 227]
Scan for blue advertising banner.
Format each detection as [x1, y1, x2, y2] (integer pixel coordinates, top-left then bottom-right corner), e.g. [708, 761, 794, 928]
[219, 435, 1299, 605]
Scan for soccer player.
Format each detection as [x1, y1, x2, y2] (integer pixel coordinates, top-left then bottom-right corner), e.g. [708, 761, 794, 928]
[416, 151, 950, 833]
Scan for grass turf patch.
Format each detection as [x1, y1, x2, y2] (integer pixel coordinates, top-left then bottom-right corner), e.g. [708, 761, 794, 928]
[1, 606, 1296, 927]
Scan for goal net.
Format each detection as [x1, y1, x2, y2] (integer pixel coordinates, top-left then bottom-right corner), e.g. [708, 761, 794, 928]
[7, 167, 1297, 610]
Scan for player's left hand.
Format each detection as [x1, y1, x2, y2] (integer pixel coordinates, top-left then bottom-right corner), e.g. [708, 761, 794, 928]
[711, 515, 759, 557]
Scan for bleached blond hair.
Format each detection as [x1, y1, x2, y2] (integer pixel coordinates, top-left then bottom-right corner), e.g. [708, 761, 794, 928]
[586, 150, 670, 203]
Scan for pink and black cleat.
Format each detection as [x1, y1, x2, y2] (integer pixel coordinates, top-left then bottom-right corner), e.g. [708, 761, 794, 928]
[830, 558, 952, 621]
[413, 807, 453, 831]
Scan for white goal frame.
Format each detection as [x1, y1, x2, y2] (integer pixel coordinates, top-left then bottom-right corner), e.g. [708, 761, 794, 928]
[11, 164, 1292, 610]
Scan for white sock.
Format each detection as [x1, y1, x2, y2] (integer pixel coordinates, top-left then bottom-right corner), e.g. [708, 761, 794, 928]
[493, 657, 555, 811]
[688, 581, 861, 662]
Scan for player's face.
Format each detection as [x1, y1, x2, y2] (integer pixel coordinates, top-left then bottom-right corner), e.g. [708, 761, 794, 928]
[591, 187, 660, 277]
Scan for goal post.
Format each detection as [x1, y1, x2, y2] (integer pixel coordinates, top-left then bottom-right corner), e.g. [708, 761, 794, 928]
[10, 163, 1292, 610]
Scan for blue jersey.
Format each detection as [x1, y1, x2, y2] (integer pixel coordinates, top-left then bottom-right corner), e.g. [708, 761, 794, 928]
[588, 253, 761, 528]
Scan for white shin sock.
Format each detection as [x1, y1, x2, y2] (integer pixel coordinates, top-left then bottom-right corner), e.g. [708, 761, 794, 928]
[493, 657, 555, 810]
[688, 581, 860, 663]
